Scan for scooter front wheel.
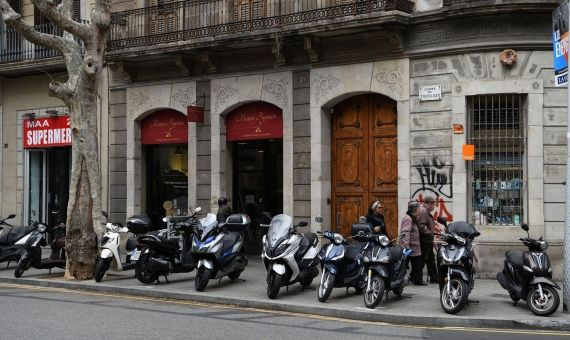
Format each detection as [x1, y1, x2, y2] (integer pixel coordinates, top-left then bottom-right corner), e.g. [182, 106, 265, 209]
[317, 271, 335, 302]
[14, 257, 31, 278]
[527, 285, 560, 316]
[135, 252, 160, 284]
[440, 278, 469, 314]
[364, 274, 385, 309]
[267, 272, 283, 299]
[195, 267, 212, 292]
[94, 257, 112, 282]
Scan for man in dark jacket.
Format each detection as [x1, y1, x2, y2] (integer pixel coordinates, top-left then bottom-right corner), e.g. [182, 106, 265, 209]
[366, 200, 387, 237]
[216, 197, 232, 223]
[417, 195, 438, 284]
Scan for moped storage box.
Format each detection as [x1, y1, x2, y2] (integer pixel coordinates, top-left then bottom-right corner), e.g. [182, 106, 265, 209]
[126, 215, 152, 234]
[225, 214, 251, 232]
[351, 222, 371, 239]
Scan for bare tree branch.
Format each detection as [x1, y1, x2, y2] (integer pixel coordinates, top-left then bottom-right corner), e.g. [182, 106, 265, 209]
[0, 0, 70, 55]
[32, 0, 90, 43]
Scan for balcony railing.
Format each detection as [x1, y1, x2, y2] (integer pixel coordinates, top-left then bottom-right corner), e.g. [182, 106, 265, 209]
[0, 22, 87, 65]
[108, 0, 414, 52]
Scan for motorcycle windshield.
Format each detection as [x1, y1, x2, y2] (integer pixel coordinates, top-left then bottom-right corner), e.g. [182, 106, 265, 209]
[267, 214, 293, 247]
[198, 213, 218, 240]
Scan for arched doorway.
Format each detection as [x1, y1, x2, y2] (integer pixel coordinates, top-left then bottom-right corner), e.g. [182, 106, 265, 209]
[226, 101, 283, 252]
[331, 94, 398, 238]
[141, 109, 189, 228]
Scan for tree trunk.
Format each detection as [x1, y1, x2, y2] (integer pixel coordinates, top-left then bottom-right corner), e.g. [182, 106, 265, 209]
[63, 85, 103, 280]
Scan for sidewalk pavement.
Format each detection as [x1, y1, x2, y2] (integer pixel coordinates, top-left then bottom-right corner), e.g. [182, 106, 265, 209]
[0, 257, 569, 332]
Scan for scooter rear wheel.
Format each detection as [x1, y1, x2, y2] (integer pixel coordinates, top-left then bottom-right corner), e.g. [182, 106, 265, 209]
[317, 271, 335, 302]
[527, 285, 560, 316]
[135, 252, 160, 284]
[267, 272, 283, 299]
[195, 267, 212, 292]
[94, 257, 112, 282]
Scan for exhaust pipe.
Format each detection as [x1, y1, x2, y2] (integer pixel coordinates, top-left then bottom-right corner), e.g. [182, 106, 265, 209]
[148, 257, 172, 274]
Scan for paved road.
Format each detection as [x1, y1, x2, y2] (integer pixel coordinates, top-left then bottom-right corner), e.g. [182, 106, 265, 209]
[0, 284, 567, 340]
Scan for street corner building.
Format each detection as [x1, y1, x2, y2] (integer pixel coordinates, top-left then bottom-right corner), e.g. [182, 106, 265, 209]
[0, 0, 565, 279]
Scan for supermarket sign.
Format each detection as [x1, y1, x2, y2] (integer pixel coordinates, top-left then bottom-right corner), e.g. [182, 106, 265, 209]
[24, 115, 71, 148]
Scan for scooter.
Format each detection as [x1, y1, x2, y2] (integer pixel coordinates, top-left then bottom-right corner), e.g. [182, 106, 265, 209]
[94, 215, 152, 282]
[436, 216, 480, 314]
[135, 209, 201, 284]
[359, 222, 413, 309]
[497, 223, 560, 316]
[14, 222, 66, 277]
[316, 224, 368, 303]
[192, 213, 250, 291]
[0, 214, 39, 267]
[261, 214, 320, 299]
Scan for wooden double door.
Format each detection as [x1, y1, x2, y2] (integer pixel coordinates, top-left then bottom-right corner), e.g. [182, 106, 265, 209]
[332, 94, 398, 239]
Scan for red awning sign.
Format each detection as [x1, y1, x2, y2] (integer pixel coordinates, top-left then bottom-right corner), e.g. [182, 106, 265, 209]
[141, 109, 188, 145]
[226, 102, 283, 142]
[24, 115, 71, 148]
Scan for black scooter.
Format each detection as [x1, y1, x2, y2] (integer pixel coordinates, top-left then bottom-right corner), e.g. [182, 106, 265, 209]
[436, 217, 480, 314]
[15, 222, 66, 277]
[0, 214, 36, 267]
[497, 223, 560, 316]
[135, 209, 200, 284]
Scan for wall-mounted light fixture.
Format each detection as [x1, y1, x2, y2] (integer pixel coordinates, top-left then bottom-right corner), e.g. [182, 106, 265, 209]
[46, 109, 59, 116]
[22, 112, 36, 119]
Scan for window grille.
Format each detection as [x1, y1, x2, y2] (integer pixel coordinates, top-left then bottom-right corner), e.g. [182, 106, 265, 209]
[467, 94, 526, 226]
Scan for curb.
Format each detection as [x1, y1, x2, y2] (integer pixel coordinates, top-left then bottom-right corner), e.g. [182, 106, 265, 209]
[1, 276, 569, 332]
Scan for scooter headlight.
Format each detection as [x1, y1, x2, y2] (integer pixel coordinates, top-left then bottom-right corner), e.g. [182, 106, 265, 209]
[274, 243, 289, 257]
[378, 235, 390, 247]
[37, 224, 47, 233]
[333, 233, 345, 245]
[379, 256, 390, 263]
[454, 235, 466, 245]
[539, 241, 549, 251]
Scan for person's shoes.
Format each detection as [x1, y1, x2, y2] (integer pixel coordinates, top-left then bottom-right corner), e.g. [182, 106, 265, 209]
[413, 280, 428, 286]
[429, 278, 438, 284]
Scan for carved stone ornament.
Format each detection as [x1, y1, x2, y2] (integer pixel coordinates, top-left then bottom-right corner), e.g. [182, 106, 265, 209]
[313, 73, 342, 104]
[263, 78, 289, 105]
[129, 92, 150, 111]
[375, 66, 404, 96]
[171, 87, 195, 107]
[214, 83, 237, 108]
[499, 49, 517, 66]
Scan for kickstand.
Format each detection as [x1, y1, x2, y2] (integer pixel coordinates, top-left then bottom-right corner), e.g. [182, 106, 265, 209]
[218, 278, 223, 286]
[49, 268, 52, 275]
[513, 301, 518, 306]
[385, 291, 389, 300]
[346, 287, 350, 296]
[286, 285, 289, 294]
[467, 299, 479, 306]
[156, 277, 161, 284]
[164, 275, 170, 284]
[237, 278, 246, 283]
[6, 261, 10, 269]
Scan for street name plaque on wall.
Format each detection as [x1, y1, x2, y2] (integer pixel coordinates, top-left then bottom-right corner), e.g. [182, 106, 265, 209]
[419, 85, 442, 102]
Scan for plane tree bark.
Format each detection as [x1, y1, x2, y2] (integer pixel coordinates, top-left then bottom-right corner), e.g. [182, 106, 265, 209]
[0, 0, 111, 279]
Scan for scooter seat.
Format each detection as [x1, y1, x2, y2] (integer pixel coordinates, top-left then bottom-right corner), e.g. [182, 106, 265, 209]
[389, 245, 404, 263]
[506, 250, 523, 269]
[158, 237, 180, 249]
[221, 232, 241, 253]
[345, 242, 367, 261]
[0, 225, 36, 246]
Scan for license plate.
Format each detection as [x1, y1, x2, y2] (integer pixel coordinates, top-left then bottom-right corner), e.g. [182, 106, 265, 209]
[131, 250, 141, 261]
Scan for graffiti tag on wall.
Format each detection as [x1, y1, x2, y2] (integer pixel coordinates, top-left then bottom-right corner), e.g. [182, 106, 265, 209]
[412, 157, 454, 224]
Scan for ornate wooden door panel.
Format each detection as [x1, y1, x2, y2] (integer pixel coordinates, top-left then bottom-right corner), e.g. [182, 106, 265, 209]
[333, 195, 365, 236]
[332, 94, 398, 236]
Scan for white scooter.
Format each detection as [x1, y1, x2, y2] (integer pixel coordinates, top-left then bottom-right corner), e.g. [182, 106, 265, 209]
[94, 215, 156, 282]
[261, 215, 321, 299]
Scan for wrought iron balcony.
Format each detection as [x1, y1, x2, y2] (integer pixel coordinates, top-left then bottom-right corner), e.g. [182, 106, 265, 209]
[108, 0, 414, 52]
[0, 22, 87, 65]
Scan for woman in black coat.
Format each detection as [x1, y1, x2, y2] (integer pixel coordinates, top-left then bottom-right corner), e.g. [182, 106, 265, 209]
[366, 200, 387, 237]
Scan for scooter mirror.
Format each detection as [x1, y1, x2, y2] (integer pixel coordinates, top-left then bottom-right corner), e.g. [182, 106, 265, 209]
[162, 217, 169, 223]
[437, 216, 447, 226]
[521, 223, 529, 232]
[315, 216, 323, 223]
[298, 221, 308, 227]
[7, 214, 15, 219]
[101, 211, 108, 219]
[194, 207, 202, 213]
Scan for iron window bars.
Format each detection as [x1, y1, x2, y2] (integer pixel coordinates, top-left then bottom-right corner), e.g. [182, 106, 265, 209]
[467, 94, 527, 226]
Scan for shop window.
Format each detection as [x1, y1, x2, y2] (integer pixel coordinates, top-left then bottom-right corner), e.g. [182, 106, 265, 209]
[467, 94, 526, 226]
